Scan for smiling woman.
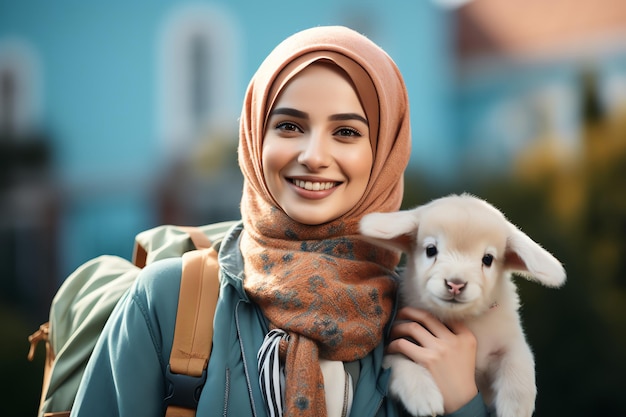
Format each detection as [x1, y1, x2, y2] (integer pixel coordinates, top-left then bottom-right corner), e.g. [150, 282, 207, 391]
[262, 62, 373, 225]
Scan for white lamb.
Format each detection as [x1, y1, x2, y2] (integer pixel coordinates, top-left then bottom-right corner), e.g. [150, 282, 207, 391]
[360, 194, 566, 417]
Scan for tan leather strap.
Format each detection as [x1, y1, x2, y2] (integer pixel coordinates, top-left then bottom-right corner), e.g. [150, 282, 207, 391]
[178, 226, 213, 250]
[132, 241, 148, 268]
[165, 404, 195, 417]
[165, 247, 220, 416]
[28, 322, 56, 415]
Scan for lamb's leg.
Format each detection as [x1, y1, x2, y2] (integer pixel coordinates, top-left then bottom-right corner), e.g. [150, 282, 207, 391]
[491, 344, 536, 417]
[385, 354, 444, 417]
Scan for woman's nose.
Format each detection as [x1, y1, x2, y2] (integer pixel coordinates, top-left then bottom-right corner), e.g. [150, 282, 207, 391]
[297, 134, 330, 170]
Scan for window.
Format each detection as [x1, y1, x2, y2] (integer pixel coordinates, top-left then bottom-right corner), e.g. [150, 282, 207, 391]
[0, 38, 41, 138]
[157, 4, 240, 157]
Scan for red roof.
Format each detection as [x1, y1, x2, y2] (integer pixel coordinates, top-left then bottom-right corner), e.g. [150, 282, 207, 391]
[456, 0, 626, 58]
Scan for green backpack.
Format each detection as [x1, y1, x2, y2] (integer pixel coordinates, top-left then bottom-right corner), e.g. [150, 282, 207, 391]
[27, 221, 237, 417]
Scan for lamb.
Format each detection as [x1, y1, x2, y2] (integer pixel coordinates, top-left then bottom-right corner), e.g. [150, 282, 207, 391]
[360, 194, 566, 417]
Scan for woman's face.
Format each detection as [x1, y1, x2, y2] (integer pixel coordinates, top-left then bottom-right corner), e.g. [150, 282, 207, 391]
[262, 63, 373, 225]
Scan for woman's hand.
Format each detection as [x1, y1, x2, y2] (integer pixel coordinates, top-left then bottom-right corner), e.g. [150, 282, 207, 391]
[386, 307, 479, 414]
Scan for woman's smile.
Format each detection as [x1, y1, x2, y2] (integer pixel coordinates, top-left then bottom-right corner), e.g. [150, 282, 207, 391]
[287, 176, 341, 200]
[291, 178, 337, 192]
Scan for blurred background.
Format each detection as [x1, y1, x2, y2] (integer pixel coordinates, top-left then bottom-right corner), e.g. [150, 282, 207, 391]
[1, 0, 625, 415]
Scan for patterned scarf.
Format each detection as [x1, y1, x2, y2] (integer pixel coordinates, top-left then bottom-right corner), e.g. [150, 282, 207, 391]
[238, 26, 411, 417]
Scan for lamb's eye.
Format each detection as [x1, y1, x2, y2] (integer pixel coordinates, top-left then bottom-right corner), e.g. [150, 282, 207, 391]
[482, 254, 494, 267]
[426, 245, 438, 258]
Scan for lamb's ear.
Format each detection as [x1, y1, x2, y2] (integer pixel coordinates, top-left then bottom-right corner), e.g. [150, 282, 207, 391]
[359, 209, 419, 253]
[504, 225, 566, 288]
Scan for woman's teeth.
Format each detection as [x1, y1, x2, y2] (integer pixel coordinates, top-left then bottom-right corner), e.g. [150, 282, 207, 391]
[293, 179, 335, 191]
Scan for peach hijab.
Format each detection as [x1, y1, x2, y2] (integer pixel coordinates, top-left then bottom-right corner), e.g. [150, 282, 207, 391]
[238, 26, 411, 416]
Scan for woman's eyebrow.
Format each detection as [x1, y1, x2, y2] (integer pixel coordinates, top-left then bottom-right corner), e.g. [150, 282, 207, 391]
[329, 113, 368, 125]
[270, 107, 308, 119]
[269, 108, 367, 125]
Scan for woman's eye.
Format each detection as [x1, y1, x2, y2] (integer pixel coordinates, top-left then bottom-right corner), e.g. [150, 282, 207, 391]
[425, 245, 438, 258]
[482, 254, 494, 267]
[275, 122, 302, 133]
[334, 127, 361, 137]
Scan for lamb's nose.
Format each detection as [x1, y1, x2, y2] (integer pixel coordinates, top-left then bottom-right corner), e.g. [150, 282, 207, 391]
[445, 279, 467, 295]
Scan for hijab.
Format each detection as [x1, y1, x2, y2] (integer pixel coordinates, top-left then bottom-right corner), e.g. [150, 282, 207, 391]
[238, 26, 411, 416]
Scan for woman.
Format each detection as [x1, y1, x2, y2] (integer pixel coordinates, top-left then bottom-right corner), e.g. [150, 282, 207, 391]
[71, 26, 488, 417]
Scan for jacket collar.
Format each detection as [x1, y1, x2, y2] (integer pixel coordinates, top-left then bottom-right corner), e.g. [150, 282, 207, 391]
[217, 221, 249, 300]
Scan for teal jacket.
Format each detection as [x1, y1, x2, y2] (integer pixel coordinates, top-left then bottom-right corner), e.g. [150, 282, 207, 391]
[71, 222, 490, 417]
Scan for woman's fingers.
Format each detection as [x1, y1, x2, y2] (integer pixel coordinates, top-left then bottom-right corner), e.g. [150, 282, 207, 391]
[386, 306, 479, 414]
[392, 306, 452, 340]
[387, 307, 477, 364]
[386, 321, 430, 360]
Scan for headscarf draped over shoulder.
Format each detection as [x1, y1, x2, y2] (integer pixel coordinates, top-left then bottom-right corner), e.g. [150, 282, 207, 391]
[238, 26, 411, 417]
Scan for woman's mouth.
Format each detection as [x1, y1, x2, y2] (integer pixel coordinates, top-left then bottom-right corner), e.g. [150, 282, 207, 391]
[291, 179, 337, 191]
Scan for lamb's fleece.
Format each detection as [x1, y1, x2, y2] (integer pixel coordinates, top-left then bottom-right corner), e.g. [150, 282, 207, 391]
[360, 194, 566, 417]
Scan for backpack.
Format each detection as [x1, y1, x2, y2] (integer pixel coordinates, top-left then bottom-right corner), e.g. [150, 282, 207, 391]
[27, 221, 238, 417]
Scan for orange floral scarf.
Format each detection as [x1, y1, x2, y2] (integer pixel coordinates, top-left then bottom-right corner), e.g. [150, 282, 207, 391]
[238, 26, 411, 416]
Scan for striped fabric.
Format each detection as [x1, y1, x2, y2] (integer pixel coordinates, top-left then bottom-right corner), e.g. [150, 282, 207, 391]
[258, 329, 289, 417]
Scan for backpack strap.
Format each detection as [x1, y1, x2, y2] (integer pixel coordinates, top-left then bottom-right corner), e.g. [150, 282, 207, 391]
[132, 225, 214, 268]
[177, 226, 213, 251]
[164, 246, 220, 417]
[28, 323, 57, 416]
